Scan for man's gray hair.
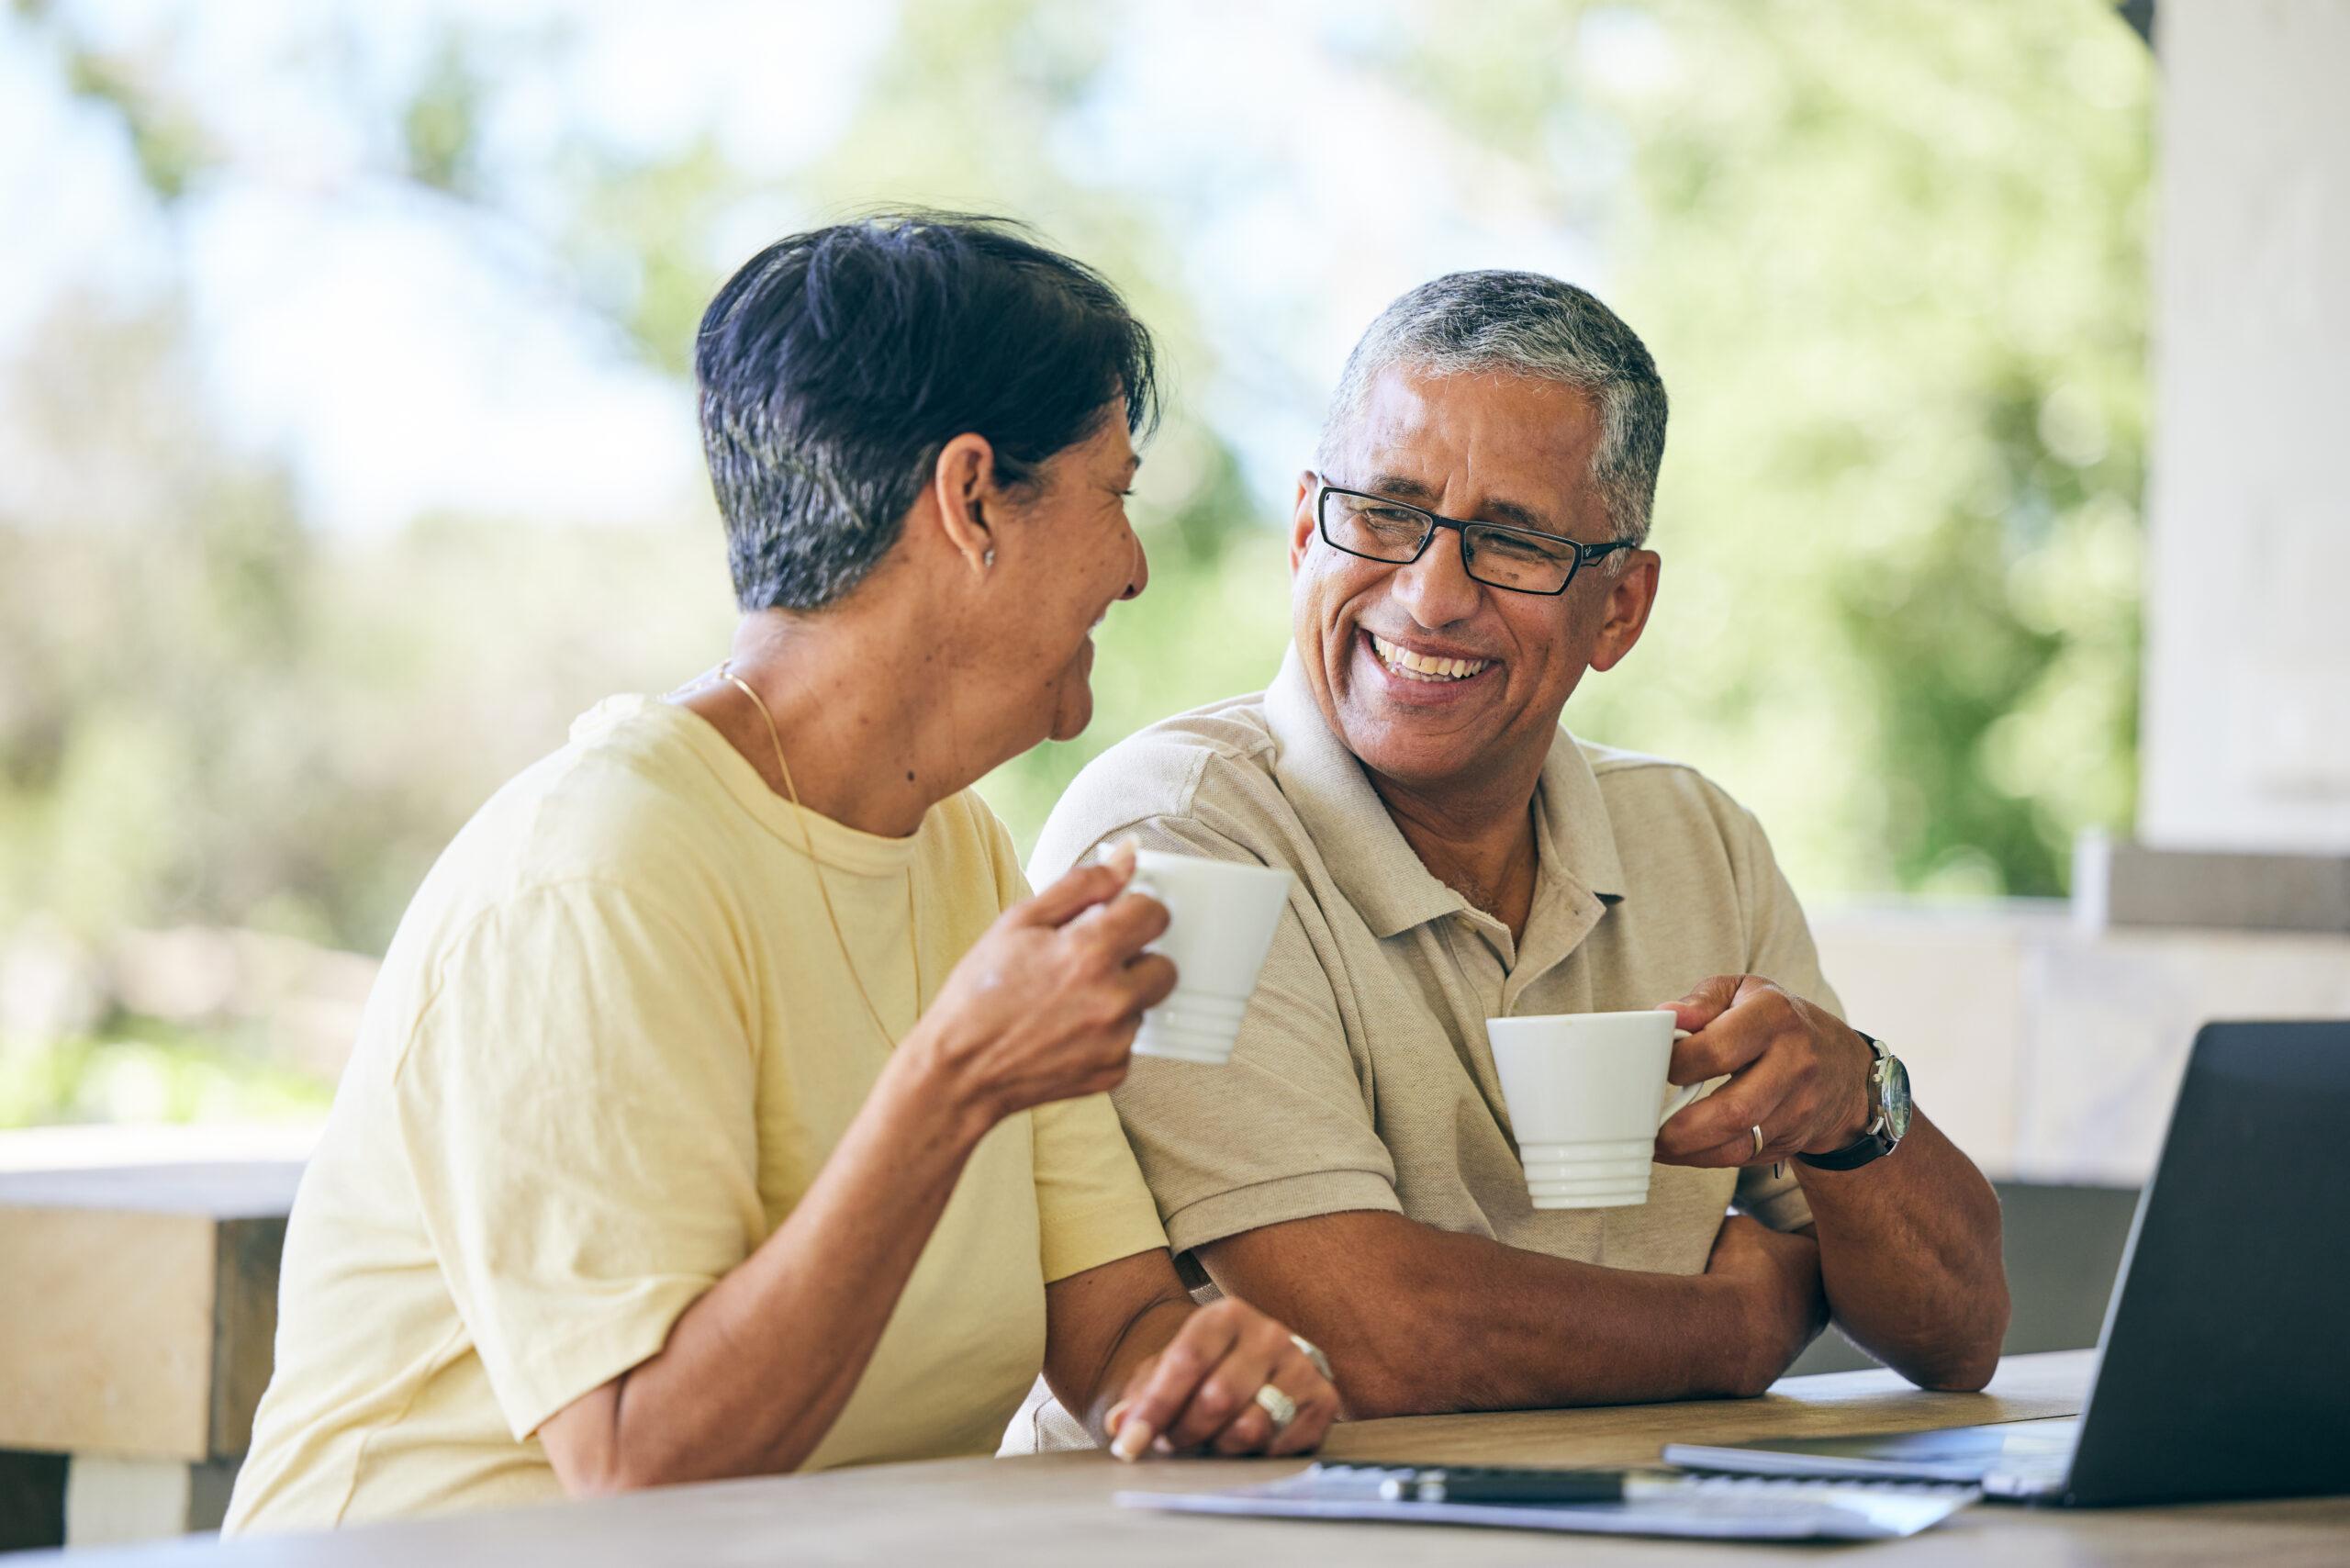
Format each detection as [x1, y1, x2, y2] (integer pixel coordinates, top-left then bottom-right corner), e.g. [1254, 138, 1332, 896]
[1315, 271, 1669, 547]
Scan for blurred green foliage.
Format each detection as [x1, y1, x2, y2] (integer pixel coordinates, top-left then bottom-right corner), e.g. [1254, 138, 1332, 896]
[1398, 1, 2148, 896]
[0, 0, 2149, 1126]
[1, 1018, 331, 1126]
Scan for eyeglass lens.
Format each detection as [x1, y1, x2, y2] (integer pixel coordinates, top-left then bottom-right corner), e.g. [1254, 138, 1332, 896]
[1321, 488, 1583, 594]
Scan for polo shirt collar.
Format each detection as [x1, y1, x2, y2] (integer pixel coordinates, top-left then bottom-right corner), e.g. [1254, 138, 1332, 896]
[1263, 647, 1626, 944]
[1533, 710, 1628, 908]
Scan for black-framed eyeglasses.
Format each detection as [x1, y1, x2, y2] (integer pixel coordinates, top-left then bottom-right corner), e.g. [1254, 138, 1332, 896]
[1313, 476, 1636, 596]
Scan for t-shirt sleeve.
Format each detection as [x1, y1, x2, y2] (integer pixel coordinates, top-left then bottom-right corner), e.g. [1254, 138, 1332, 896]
[1726, 803, 1842, 1234]
[1055, 812, 1404, 1260]
[1029, 1092, 1170, 1283]
[983, 804, 1169, 1282]
[393, 880, 764, 1440]
[971, 792, 1032, 915]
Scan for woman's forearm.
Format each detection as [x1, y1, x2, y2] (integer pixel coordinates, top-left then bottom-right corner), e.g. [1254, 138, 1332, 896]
[540, 849, 1177, 1493]
[1040, 1250, 1194, 1439]
[1040, 1249, 1346, 1461]
[546, 1046, 989, 1492]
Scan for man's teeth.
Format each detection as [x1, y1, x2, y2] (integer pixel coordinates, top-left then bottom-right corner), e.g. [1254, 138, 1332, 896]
[1370, 633, 1491, 682]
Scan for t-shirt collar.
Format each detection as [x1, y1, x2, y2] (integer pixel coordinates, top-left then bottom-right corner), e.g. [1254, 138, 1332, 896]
[576, 695, 929, 878]
[1262, 644, 1626, 943]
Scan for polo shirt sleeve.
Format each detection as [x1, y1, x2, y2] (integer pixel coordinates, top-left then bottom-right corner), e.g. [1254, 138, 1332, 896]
[1065, 814, 1404, 1260]
[392, 881, 763, 1440]
[1725, 803, 1843, 1234]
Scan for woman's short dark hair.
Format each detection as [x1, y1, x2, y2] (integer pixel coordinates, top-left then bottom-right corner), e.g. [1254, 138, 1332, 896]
[695, 212, 1160, 612]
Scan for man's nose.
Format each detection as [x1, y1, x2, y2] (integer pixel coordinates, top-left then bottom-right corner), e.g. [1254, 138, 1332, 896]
[1389, 527, 1482, 627]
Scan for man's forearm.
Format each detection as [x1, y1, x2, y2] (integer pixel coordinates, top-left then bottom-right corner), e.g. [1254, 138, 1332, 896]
[1197, 1211, 1806, 1418]
[1798, 1107, 2009, 1390]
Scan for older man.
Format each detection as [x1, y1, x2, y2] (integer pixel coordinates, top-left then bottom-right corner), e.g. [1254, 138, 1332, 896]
[1028, 272, 2009, 1422]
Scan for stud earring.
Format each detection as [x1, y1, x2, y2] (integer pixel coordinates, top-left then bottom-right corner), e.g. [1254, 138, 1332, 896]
[982, 547, 995, 568]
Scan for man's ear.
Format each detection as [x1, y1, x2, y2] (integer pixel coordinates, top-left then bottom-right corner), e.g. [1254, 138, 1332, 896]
[1586, 552, 1662, 674]
[1288, 470, 1318, 577]
[930, 432, 999, 576]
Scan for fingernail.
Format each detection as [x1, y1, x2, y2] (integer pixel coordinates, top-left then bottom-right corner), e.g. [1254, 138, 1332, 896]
[1152, 1435, 1173, 1454]
[1112, 1418, 1153, 1462]
[1102, 838, 1138, 877]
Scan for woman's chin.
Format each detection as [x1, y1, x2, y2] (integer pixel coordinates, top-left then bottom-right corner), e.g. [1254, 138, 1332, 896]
[1046, 687, 1094, 744]
[1043, 642, 1096, 743]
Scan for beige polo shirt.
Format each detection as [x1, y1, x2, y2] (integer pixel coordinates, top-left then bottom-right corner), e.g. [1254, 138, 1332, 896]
[1031, 650, 1838, 1284]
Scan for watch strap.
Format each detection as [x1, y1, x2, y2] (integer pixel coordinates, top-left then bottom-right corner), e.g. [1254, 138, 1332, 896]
[1796, 1127, 1895, 1170]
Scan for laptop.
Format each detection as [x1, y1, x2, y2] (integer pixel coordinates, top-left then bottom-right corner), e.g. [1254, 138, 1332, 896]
[1664, 1020, 2350, 1506]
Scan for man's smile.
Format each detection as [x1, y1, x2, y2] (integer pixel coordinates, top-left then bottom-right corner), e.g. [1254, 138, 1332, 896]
[1358, 628, 1500, 699]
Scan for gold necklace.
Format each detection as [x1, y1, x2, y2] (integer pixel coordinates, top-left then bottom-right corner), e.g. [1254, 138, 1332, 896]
[719, 662, 920, 1047]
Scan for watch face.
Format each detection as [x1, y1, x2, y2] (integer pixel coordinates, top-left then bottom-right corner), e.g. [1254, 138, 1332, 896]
[1880, 1053, 1913, 1142]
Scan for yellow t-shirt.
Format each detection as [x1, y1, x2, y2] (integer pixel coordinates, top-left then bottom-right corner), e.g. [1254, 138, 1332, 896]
[225, 696, 1167, 1533]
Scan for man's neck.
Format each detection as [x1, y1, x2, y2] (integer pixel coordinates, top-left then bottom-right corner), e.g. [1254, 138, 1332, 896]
[1369, 760, 1545, 942]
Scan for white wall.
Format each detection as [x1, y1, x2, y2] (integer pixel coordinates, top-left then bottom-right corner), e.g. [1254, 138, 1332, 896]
[1812, 902, 2350, 1182]
[2139, 0, 2350, 853]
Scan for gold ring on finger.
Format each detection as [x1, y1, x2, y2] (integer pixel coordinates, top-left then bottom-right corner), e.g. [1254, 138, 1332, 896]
[1252, 1382, 1298, 1434]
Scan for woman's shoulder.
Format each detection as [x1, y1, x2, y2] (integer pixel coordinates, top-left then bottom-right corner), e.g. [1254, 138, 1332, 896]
[412, 698, 754, 928]
[923, 788, 1025, 906]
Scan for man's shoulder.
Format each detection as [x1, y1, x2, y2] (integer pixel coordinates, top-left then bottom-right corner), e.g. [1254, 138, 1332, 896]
[1035, 691, 1282, 871]
[1072, 689, 1281, 812]
[1572, 735, 1759, 844]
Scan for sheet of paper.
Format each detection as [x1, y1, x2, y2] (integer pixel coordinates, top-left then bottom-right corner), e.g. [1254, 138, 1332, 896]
[1118, 1462, 1978, 1542]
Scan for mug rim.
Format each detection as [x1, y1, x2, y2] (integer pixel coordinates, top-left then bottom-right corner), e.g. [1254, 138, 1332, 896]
[1129, 849, 1298, 887]
[1487, 1008, 1680, 1035]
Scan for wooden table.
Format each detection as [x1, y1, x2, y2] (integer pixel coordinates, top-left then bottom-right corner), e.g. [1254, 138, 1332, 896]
[0, 1149, 304, 1547]
[28, 1350, 2350, 1565]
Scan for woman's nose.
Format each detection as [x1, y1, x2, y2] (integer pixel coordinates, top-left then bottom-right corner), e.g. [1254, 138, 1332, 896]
[1118, 530, 1150, 600]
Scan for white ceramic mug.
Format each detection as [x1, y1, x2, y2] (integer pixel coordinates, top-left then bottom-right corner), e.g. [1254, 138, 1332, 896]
[1486, 1010, 1710, 1209]
[1125, 849, 1294, 1064]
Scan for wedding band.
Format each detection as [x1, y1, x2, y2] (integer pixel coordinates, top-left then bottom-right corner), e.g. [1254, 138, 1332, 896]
[1253, 1382, 1299, 1433]
[1288, 1332, 1334, 1382]
[1751, 1124, 1766, 1159]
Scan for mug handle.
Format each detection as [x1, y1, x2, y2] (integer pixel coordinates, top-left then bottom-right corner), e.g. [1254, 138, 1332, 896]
[1658, 1028, 1704, 1128]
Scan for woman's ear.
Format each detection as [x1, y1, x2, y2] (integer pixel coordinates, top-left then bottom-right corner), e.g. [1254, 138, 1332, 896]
[930, 432, 1000, 575]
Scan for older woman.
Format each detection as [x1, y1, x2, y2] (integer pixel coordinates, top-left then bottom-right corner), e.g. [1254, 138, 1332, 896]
[225, 214, 1337, 1533]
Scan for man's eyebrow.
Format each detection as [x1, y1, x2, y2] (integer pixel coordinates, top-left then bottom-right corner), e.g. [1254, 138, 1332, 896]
[1481, 496, 1555, 532]
[1366, 473, 1554, 532]
[1365, 473, 1438, 501]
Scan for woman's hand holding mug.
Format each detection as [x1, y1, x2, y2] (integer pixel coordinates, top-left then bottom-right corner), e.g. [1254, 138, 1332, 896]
[903, 842, 1177, 1137]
